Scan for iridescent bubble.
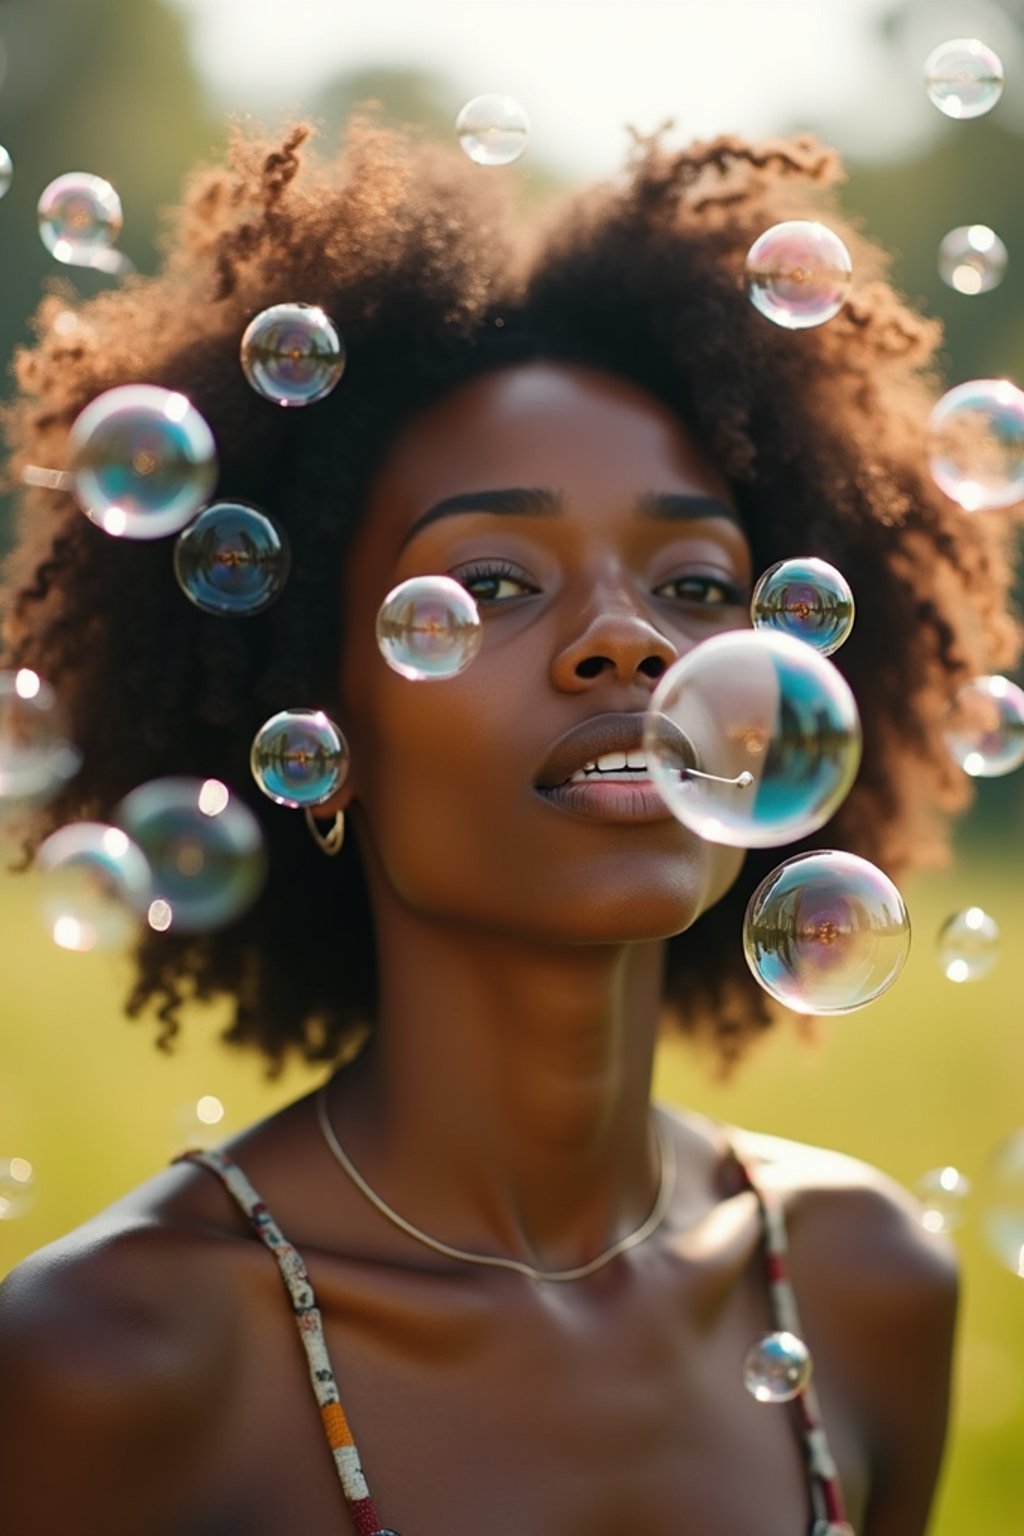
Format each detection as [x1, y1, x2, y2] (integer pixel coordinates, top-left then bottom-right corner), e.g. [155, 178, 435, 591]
[115, 777, 267, 933]
[171, 1094, 227, 1153]
[944, 675, 1024, 776]
[643, 630, 861, 848]
[68, 384, 218, 539]
[0, 1157, 36, 1220]
[979, 1131, 1024, 1276]
[928, 379, 1024, 511]
[0, 146, 12, 201]
[250, 710, 349, 808]
[37, 171, 124, 265]
[916, 1166, 972, 1233]
[0, 669, 81, 803]
[742, 850, 911, 1014]
[174, 500, 291, 616]
[938, 225, 1008, 295]
[35, 822, 152, 953]
[925, 38, 1004, 119]
[750, 558, 855, 657]
[376, 576, 483, 681]
[240, 303, 345, 407]
[456, 94, 530, 166]
[937, 906, 999, 981]
[744, 221, 852, 330]
[742, 1331, 812, 1403]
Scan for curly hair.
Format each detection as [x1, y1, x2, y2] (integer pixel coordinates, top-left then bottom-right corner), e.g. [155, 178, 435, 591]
[1, 113, 1019, 1077]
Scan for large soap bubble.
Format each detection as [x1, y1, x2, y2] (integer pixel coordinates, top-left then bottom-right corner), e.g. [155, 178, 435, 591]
[944, 674, 1024, 777]
[376, 576, 482, 681]
[927, 379, 1024, 511]
[240, 303, 345, 407]
[924, 38, 1004, 119]
[745, 221, 852, 330]
[750, 557, 854, 656]
[174, 500, 291, 615]
[35, 822, 152, 952]
[250, 710, 349, 808]
[456, 94, 530, 165]
[0, 669, 80, 803]
[742, 849, 911, 1014]
[37, 171, 124, 268]
[643, 630, 861, 848]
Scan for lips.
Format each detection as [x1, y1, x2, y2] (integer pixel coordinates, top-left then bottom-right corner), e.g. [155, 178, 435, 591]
[534, 711, 698, 792]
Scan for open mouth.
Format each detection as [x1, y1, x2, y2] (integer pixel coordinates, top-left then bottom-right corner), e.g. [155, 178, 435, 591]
[562, 749, 654, 786]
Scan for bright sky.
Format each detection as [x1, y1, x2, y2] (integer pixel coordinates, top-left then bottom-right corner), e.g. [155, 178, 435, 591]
[162, 0, 1024, 178]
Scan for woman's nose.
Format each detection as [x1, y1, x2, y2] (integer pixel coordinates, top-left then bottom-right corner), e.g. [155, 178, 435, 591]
[550, 601, 678, 692]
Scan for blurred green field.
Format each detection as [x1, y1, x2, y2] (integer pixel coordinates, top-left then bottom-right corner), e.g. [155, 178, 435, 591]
[2, 855, 1022, 1535]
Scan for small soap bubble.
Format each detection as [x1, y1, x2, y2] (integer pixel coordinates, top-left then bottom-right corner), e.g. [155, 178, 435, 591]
[115, 777, 267, 933]
[742, 1331, 812, 1403]
[37, 171, 123, 265]
[750, 558, 855, 656]
[0, 1157, 36, 1220]
[744, 221, 852, 330]
[172, 1096, 227, 1153]
[240, 303, 345, 407]
[925, 38, 1004, 119]
[0, 146, 12, 200]
[743, 850, 911, 1014]
[377, 576, 483, 681]
[68, 384, 217, 539]
[979, 1131, 1024, 1276]
[456, 94, 530, 165]
[944, 675, 1024, 777]
[250, 709, 349, 808]
[939, 225, 1008, 295]
[35, 822, 152, 953]
[174, 500, 291, 616]
[0, 669, 80, 803]
[643, 630, 860, 848]
[928, 379, 1024, 511]
[938, 906, 999, 981]
[916, 1166, 972, 1233]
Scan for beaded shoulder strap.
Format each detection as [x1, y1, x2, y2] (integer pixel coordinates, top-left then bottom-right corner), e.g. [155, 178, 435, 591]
[174, 1146, 398, 1536]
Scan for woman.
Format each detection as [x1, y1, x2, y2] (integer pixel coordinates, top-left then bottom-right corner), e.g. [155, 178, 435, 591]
[0, 115, 1017, 1535]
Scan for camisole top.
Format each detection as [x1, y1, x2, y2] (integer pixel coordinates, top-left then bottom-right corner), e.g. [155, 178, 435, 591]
[174, 1131, 852, 1536]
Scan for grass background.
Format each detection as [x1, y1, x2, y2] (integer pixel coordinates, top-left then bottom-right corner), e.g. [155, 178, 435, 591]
[2, 853, 1022, 1535]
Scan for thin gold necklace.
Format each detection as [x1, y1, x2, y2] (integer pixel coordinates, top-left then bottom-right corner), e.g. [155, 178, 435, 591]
[315, 1082, 677, 1284]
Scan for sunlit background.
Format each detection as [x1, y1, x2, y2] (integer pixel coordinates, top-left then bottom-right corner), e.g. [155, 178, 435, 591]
[2, 2, 1024, 1532]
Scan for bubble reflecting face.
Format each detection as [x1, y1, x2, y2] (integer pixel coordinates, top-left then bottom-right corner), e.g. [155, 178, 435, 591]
[750, 558, 855, 656]
[377, 576, 483, 681]
[938, 906, 999, 981]
[980, 1131, 1024, 1276]
[174, 500, 290, 616]
[916, 1166, 972, 1233]
[742, 1331, 812, 1403]
[115, 777, 267, 932]
[643, 631, 860, 848]
[938, 225, 1008, 295]
[68, 384, 218, 539]
[456, 94, 530, 165]
[743, 850, 911, 1014]
[0, 669, 81, 802]
[928, 378, 1024, 511]
[240, 303, 345, 407]
[0, 146, 12, 200]
[35, 822, 152, 953]
[944, 675, 1024, 776]
[925, 38, 1004, 119]
[37, 171, 124, 264]
[250, 710, 349, 807]
[745, 221, 852, 330]
[0, 1157, 36, 1220]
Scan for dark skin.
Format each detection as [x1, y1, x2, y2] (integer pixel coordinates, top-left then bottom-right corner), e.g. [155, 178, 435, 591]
[0, 365, 957, 1536]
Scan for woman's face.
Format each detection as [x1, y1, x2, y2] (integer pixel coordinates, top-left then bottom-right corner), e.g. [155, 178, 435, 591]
[338, 362, 753, 945]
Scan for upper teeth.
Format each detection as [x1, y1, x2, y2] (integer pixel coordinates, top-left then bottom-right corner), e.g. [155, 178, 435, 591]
[568, 749, 649, 783]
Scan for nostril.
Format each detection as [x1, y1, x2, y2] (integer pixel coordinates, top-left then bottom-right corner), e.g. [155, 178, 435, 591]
[575, 656, 607, 679]
[639, 656, 667, 679]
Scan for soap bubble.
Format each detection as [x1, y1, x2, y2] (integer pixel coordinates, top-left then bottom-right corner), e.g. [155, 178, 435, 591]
[68, 384, 218, 539]
[240, 303, 345, 407]
[916, 1166, 972, 1233]
[37, 171, 124, 266]
[742, 1331, 812, 1403]
[944, 675, 1024, 776]
[456, 94, 530, 165]
[742, 850, 911, 1014]
[0, 669, 81, 803]
[939, 225, 1008, 295]
[0, 146, 12, 200]
[0, 1158, 36, 1220]
[377, 576, 483, 681]
[171, 1094, 227, 1153]
[745, 221, 852, 330]
[250, 709, 349, 807]
[928, 378, 1024, 511]
[643, 630, 860, 848]
[174, 500, 291, 616]
[925, 38, 1004, 119]
[115, 777, 266, 933]
[750, 558, 855, 656]
[979, 1131, 1024, 1276]
[938, 906, 999, 981]
[35, 822, 152, 953]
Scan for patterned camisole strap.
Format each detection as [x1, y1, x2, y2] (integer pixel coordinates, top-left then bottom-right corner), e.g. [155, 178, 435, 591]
[174, 1147, 398, 1536]
[722, 1131, 854, 1536]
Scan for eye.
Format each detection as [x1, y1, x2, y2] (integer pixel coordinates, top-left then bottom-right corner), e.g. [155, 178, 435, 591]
[655, 573, 746, 607]
[450, 560, 538, 604]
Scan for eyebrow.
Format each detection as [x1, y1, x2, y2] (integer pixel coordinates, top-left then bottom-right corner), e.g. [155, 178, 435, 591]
[400, 486, 741, 548]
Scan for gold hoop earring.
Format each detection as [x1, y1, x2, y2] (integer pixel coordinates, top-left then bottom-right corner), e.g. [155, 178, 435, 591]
[304, 808, 345, 857]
